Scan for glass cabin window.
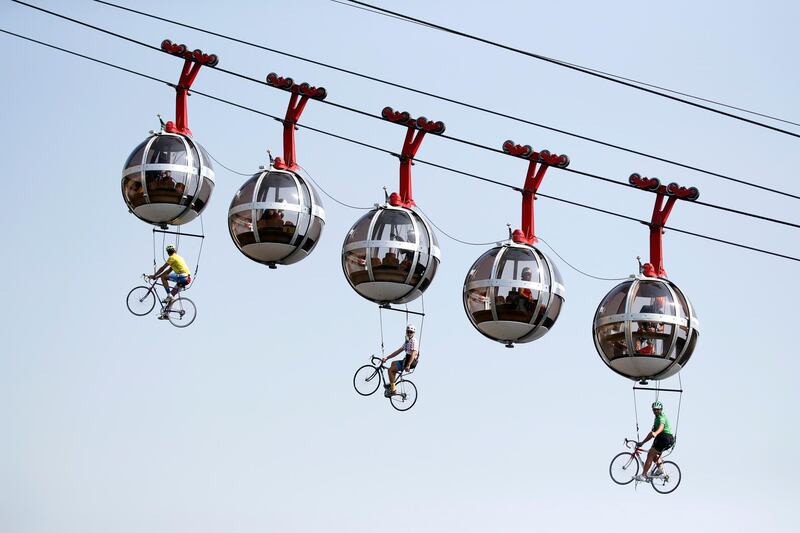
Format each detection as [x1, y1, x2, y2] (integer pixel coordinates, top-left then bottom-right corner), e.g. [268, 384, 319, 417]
[596, 322, 628, 361]
[231, 175, 259, 210]
[467, 286, 494, 324]
[596, 281, 632, 321]
[124, 139, 149, 171]
[229, 211, 255, 247]
[256, 172, 299, 205]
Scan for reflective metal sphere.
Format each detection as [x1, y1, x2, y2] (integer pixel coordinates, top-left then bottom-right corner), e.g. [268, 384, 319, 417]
[228, 168, 325, 267]
[121, 132, 215, 226]
[463, 242, 565, 346]
[593, 276, 699, 381]
[342, 205, 440, 304]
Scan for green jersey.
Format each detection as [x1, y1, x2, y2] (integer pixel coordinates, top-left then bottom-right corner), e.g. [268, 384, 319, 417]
[652, 413, 672, 435]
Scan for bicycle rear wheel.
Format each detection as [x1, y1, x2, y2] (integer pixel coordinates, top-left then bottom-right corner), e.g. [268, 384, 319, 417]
[167, 297, 197, 328]
[353, 365, 381, 396]
[609, 452, 639, 485]
[651, 461, 681, 494]
[389, 379, 417, 412]
[126, 286, 156, 316]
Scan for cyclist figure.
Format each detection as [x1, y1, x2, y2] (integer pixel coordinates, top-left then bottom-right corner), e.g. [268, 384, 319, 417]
[635, 401, 675, 481]
[149, 244, 191, 319]
[381, 324, 419, 397]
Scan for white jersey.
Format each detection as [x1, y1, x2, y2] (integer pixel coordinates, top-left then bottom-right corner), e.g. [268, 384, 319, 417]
[403, 336, 418, 354]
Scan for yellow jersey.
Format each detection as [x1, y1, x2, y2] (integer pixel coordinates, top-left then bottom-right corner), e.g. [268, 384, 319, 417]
[167, 253, 191, 275]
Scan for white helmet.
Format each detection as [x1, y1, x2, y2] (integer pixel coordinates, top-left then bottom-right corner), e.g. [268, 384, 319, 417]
[406, 324, 416, 333]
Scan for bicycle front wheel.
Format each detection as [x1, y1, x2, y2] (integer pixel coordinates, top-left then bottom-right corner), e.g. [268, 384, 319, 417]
[126, 286, 156, 316]
[609, 452, 639, 485]
[167, 297, 197, 328]
[390, 379, 417, 412]
[353, 365, 381, 396]
[651, 461, 681, 494]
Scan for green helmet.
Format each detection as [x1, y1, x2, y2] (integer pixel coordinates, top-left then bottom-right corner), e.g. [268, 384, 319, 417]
[652, 401, 663, 410]
[166, 245, 176, 253]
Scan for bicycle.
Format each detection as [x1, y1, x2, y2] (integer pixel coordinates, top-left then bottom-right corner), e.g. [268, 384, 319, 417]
[352, 356, 418, 412]
[126, 274, 197, 328]
[609, 438, 682, 494]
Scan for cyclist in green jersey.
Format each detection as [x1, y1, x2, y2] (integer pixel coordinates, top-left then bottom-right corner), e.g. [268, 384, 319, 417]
[635, 401, 674, 481]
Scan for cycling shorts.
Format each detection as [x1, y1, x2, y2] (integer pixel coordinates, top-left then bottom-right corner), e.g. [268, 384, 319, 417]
[168, 273, 190, 286]
[653, 433, 674, 452]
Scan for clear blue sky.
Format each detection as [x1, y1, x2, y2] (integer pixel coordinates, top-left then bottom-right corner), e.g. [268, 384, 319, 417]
[1, 1, 798, 531]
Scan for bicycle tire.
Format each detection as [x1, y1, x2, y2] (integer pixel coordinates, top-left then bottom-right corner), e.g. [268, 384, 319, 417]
[389, 379, 417, 412]
[651, 460, 681, 494]
[167, 297, 197, 328]
[353, 365, 381, 396]
[126, 286, 156, 316]
[609, 452, 639, 485]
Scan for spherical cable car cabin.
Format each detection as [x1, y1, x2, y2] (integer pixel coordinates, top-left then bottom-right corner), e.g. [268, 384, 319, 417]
[594, 275, 699, 381]
[463, 141, 569, 347]
[228, 74, 326, 268]
[464, 241, 565, 346]
[122, 132, 215, 226]
[121, 40, 218, 228]
[342, 107, 444, 305]
[592, 174, 701, 381]
[343, 203, 440, 304]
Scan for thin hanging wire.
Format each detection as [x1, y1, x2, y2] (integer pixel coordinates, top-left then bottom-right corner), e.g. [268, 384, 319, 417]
[418, 294, 426, 354]
[192, 214, 206, 282]
[297, 164, 372, 210]
[415, 205, 497, 246]
[377, 306, 385, 357]
[632, 386, 641, 441]
[537, 236, 629, 281]
[673, 373, 684, 452]
[205, 150, 253, 176]
[151, 230, 158, 268]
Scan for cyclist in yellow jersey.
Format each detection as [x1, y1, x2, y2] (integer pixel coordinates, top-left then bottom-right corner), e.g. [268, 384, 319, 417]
[149, 245, 192, 318]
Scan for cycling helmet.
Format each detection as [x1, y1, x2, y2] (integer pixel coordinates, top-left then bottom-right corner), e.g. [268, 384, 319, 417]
[406, 324, 416, 333]
[166, 245, 176, 253]
[652, 401, 663, 410]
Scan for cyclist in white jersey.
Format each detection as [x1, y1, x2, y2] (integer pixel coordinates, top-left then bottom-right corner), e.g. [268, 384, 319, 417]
[382, 324, 419, 397]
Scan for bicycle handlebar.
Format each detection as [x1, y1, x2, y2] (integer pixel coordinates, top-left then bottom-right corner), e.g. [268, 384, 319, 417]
[370, 355, 390, 369]
[624, 438, 644, 449]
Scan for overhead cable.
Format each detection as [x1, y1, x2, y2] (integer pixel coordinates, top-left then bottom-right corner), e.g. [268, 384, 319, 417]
[80, 0, 800, 202]
[337, 0, 800, 129]
[2, 28, 797, 265]
[345, 1, 800, 140]
[9, 1, 800, 231]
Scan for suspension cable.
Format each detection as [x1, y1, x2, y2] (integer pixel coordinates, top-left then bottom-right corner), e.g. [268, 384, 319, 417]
[345, 1, 800, 139]
[632, 385, 641, 441]
[4, 28, 800, 264]
[86, 0, 800, 202]
[377, 306, 385, 357]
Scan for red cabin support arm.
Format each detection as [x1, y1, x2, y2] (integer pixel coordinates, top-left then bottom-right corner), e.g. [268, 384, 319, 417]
[382, 107, 446, 208]
[629, 174, 700, 278]
[160, 40, 219, 137]
[503, 140, 569, 245]
[266, 73, 327, 172]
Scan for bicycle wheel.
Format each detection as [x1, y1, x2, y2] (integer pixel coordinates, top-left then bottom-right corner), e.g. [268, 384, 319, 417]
[167, 297, 197, 328]
[126, 286, 156, 316]
[389, 379, 417, 412]
[353, 365, 381, 396]
[651, 461, 681, 494]
[609, 452, 639, 485]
